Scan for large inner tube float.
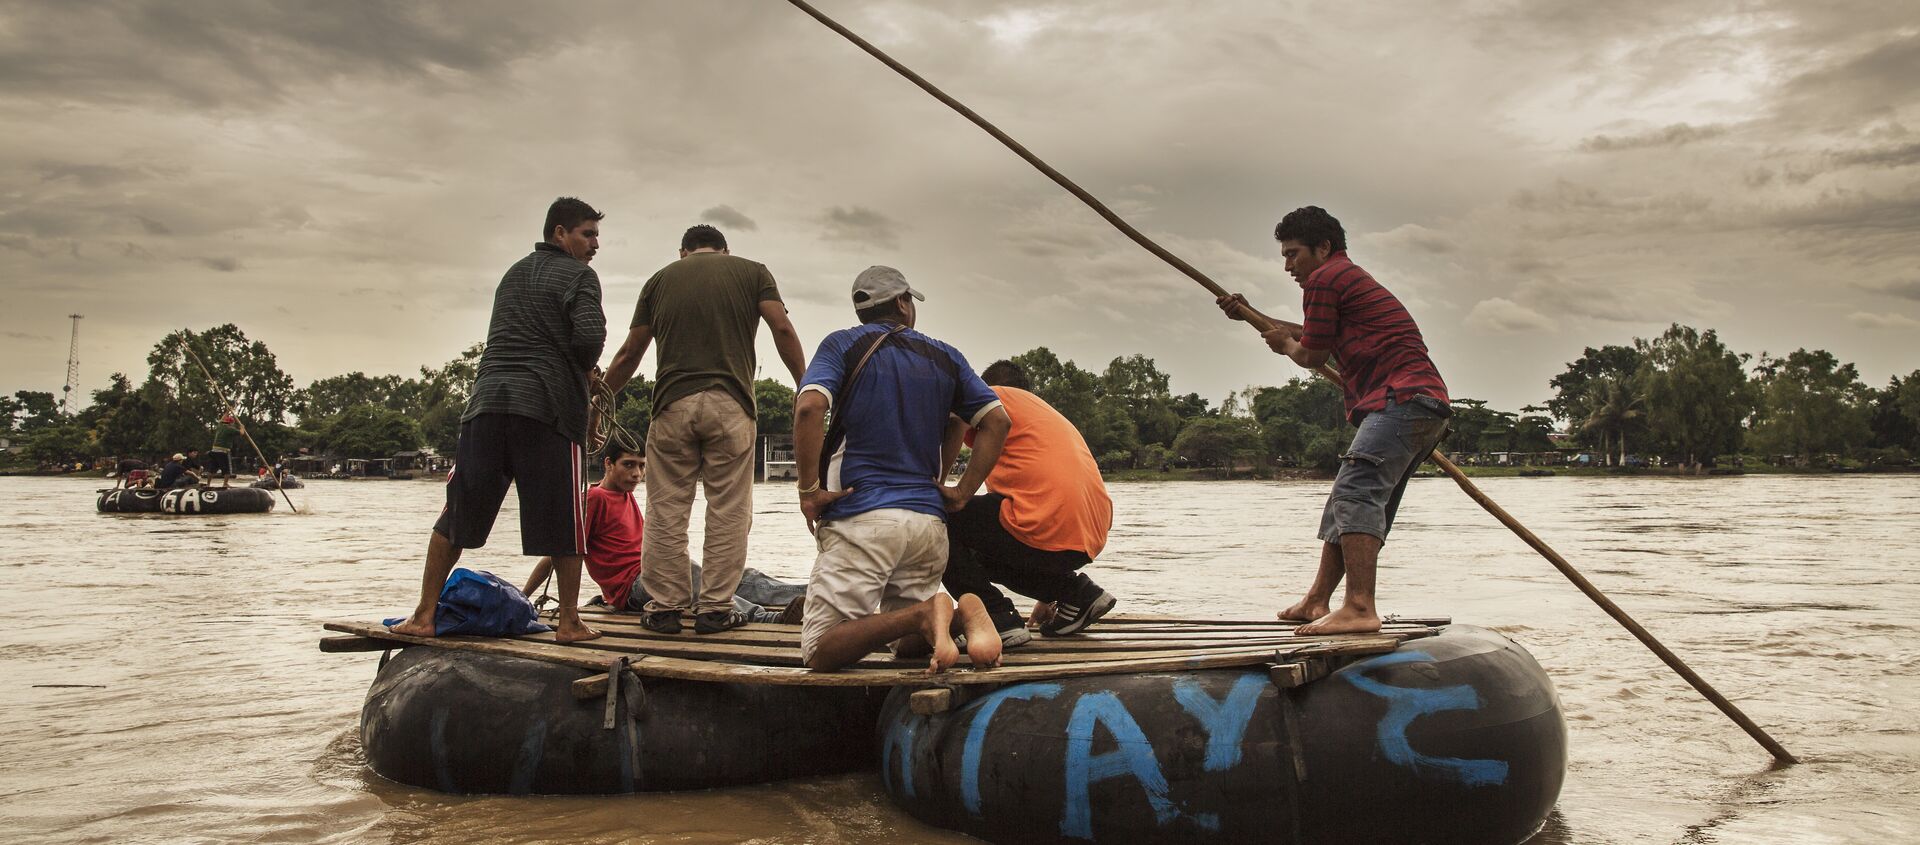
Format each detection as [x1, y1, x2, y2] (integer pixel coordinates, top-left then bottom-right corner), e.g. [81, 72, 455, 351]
[876, 625, 1565, 845]
[360, 646, 888, 794]
[97, 488, 163, 513]
[98, 486, 276, 514]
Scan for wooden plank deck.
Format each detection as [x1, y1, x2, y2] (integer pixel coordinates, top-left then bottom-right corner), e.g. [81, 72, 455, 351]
[320, 607, 1445, 689]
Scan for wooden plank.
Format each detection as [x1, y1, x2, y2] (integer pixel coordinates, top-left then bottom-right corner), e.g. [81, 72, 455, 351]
[573, 615, 1430, 651]
[319, 635, 402, 653]
[1268, 659, 1331, 689]
[573, 672, 613, 699]
[910, 688, 954, 715]
[529, 630, 1314, 671]
[323, 619, 1316, 687]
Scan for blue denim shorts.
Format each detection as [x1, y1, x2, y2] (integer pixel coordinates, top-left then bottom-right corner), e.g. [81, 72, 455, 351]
[1318, 396, 1450, 544]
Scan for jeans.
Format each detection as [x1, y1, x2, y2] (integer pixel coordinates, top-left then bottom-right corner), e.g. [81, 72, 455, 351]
[1318, 395, 1450, 544]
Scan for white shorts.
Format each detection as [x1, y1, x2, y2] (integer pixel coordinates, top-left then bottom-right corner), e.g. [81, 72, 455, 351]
[799, 508, 949, 665]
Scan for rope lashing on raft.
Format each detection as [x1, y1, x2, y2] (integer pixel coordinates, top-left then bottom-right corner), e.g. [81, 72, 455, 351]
[588, 376, 643, 458]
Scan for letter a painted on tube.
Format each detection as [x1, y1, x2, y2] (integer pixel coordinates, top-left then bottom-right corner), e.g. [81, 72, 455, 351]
[1061, 692, 1219, 839]
[962, 683, 1063, 815]
[1172, 673, 1266, 772]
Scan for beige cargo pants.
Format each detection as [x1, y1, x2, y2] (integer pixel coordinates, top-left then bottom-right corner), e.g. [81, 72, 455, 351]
[640, 387, 757, 615]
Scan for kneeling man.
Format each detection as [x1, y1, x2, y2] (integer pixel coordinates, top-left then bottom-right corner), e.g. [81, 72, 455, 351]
[793, 266, 1011, 673]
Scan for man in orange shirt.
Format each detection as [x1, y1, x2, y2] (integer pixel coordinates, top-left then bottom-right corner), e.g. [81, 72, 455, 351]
[942, 360, 1117, 647]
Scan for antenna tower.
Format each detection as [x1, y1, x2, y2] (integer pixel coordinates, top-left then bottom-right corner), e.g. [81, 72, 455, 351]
[59, 314, 82, 415]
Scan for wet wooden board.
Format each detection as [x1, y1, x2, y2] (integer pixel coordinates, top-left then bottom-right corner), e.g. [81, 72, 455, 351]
[322, 614, 1429, 688]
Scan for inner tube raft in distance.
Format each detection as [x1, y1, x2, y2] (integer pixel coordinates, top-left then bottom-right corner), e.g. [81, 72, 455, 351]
[251, 476, 305, 490]
[360, 647, 887, 794]
[96, 486, 276, 514]
[876, 624, 1565, 845]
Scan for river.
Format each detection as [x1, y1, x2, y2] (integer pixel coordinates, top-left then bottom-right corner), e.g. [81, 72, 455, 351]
[0, 474, 1914, 844]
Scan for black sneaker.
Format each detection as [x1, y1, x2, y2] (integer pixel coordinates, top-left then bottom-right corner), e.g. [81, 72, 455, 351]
[772, 595, 807, 625]
[694, 608, 751, 634]
[990, 609, 1034, 648]
[1040, 582, 1116, 637]
[639, 610, 683, 634]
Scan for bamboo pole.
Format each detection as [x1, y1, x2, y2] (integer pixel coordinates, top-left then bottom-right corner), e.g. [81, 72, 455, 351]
[176, 333, 299, 513]
[785, 0, 1796, 764]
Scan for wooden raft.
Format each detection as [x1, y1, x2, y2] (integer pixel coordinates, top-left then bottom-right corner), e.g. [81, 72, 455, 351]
[321, 609, 1447, 703]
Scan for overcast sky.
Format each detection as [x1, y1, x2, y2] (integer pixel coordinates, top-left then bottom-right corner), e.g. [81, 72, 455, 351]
[3, 1, 1917, 416]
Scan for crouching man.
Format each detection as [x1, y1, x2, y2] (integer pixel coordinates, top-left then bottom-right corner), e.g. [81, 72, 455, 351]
[793, 266, 1010, 673]
[942, 360, 1116, 647]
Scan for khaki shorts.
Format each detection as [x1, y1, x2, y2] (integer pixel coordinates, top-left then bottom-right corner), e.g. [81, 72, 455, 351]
[800, 508, 949, 665]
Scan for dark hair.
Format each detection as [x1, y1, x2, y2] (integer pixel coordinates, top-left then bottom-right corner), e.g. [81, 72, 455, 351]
[980, 360, 1030, 390]
[543, 197, 604, 240]
[1273, 206, 1346, 252]
[856, 296, 907, 325]
[601, 437, 643, 465]
[681, 224, 727, 252]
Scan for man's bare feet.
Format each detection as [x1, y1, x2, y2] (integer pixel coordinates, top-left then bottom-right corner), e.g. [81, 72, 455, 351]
[387, 613, 437, 638]
[1277, 596, 1331, 623]
[1293, 604, 1381, 636]
[554, 617, 603, 643]
[955, 594, 1002, 669]
[919, 597, 961, 675]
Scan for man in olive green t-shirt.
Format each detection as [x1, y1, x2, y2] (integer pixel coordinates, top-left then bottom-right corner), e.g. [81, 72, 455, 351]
[603, 224, 807, 634]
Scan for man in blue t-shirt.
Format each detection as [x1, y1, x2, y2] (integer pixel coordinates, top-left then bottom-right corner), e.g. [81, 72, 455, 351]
[793, 266, 1013, 673]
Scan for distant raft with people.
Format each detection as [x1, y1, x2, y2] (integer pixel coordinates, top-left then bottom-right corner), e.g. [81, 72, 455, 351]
[97, 486, 277, 514]
[250, 475, 305, 490]
[322, 611, 1564, 844]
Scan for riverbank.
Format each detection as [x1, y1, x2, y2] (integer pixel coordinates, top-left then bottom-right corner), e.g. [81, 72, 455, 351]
[1100, 463, 1920, 482]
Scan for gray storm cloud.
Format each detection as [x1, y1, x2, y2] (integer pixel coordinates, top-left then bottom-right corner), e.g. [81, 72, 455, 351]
[1, 0, 1916, 413]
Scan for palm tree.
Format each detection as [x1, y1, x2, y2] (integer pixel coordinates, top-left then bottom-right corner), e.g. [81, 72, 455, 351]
[1581, 376, 1643, 466]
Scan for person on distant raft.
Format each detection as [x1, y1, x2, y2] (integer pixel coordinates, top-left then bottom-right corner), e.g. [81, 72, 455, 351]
[792, 266, 1010, 673]
[389, 197, 609, 644]
[157, 452, 199, 490]
[520, 437, 803, 623]
[600, 224, 808, 636]
[940, 360, 1116, 648]
[1217, 206, 1451, 635]
[207, 414, 242, 489]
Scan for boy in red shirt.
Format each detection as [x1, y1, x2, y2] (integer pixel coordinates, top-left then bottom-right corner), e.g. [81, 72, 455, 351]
[523, 439, 798, 620]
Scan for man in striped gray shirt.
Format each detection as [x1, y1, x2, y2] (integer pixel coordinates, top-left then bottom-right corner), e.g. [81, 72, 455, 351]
[390, 197, 608, 643]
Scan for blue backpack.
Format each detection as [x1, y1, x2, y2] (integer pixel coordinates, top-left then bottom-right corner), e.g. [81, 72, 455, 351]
[384, 568, 552, 637]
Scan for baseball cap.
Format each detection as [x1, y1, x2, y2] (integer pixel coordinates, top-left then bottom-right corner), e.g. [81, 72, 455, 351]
[172, 453, 186, 460]
[851, 265, 925, 310]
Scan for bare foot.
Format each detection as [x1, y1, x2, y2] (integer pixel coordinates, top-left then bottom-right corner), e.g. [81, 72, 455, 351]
[1028, 600, 1057, 629]
[387, 613, 437, 638]
[955, 593, 1002, 669]
[1293, 605, 1381, 636]
[1276, 596, 1331, 623]
[554, 617, 603, 643]
[919, 597, 961, 675]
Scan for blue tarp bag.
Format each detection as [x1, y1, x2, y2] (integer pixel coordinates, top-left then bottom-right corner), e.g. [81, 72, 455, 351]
[383, 568, 552, 637]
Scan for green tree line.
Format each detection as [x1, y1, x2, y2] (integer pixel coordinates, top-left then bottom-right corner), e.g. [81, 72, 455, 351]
[4, 322, 1918, 472]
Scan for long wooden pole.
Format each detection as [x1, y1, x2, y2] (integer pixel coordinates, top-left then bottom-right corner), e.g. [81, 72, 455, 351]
[177, 334, 299, 514]
[785, 0, 1796, 764]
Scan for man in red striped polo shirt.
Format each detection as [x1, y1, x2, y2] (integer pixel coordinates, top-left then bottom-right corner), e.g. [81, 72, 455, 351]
[1219, 206, 1451, 635]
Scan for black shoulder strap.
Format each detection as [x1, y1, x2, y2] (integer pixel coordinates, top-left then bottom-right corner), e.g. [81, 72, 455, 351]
[818, 324, 907, 484]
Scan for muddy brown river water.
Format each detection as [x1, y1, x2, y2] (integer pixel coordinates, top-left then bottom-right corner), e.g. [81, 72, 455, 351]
[1, 474, 1915, 844]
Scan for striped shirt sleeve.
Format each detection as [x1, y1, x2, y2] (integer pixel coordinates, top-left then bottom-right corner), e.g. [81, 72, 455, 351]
[1300, 273, 1343, 351]
[568, 267, 607, 371]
